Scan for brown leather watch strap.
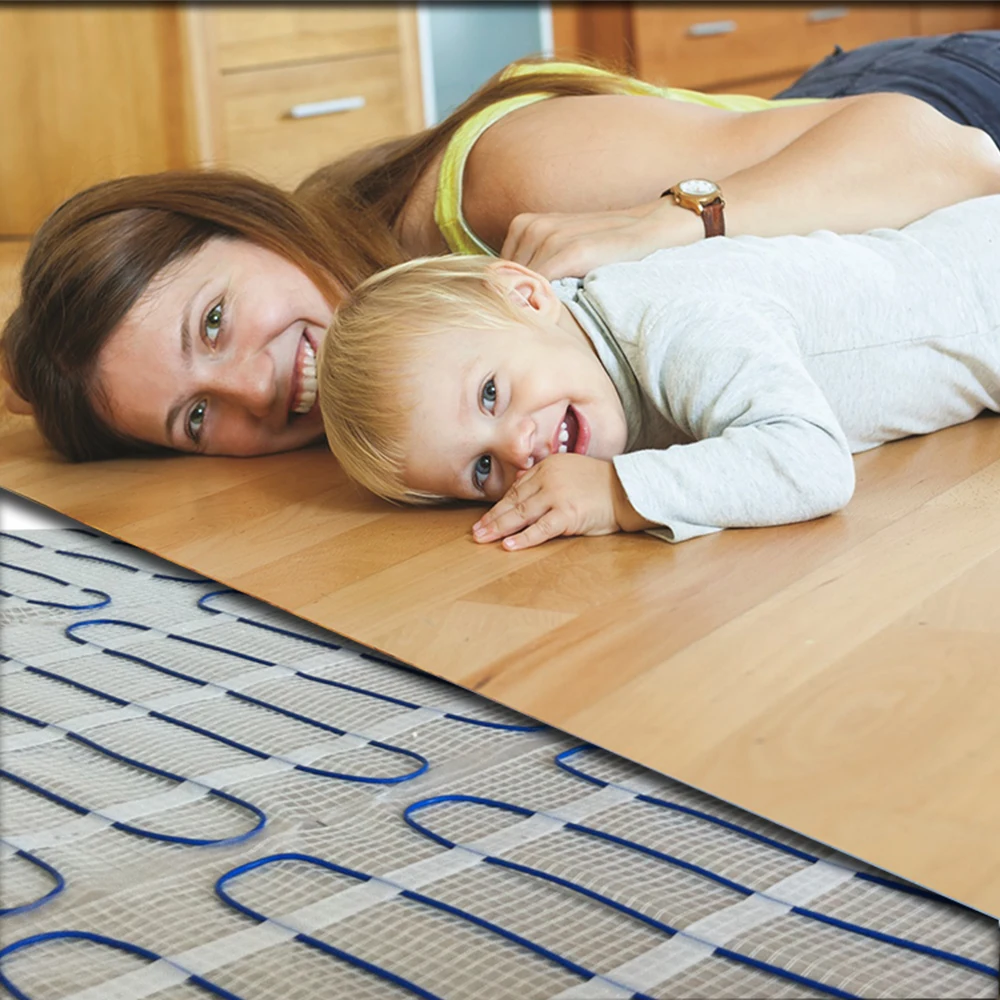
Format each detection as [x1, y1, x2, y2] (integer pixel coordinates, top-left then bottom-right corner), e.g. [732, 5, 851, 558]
[701, 197, 726, 238]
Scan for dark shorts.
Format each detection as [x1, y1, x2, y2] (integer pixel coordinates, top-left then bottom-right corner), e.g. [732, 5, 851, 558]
[776, 31, 1000, 147]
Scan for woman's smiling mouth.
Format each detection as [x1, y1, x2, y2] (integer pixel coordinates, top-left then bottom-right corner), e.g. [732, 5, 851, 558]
[290, 332, 318, 416]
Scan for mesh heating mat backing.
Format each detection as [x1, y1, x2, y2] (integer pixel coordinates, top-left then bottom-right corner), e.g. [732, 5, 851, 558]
[1, 528, 997, 1000]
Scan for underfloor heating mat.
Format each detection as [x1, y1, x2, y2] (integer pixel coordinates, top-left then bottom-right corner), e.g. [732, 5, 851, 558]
[0, 528, 997, 1000]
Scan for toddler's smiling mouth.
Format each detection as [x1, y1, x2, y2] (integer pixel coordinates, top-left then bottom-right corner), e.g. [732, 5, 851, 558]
[553, 405, 588, 455]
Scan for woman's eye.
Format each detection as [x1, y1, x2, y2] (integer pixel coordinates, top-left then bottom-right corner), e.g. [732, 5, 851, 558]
[186, 400, 207, 443]
[204, 302, 224, 346]
[481, 377, 497, 413]
[473, 454, 492, 491]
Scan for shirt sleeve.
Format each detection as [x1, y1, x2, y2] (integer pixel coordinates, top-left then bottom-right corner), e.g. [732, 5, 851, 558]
[612, 301, 856, 543]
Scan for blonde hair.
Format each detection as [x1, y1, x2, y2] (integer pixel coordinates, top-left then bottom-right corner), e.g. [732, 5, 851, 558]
[319, 255, 531, 504]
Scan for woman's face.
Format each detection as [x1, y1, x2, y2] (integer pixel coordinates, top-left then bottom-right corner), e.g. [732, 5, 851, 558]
[97, 238, 336, 456]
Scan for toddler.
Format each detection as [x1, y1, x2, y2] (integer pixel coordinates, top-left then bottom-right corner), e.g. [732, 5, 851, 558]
[318, 195, 1000, 549]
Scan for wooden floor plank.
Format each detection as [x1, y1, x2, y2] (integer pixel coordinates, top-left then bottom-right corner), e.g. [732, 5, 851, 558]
[2, 396, 999, 915]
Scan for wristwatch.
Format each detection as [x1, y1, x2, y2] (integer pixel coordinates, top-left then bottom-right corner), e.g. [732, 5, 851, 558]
[662, 179, 726, 238]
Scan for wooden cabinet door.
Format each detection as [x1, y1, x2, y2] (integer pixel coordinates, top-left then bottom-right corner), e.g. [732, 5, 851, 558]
[0, 8, 193, 236]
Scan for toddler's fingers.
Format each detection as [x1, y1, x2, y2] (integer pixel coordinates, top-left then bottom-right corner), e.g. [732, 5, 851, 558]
[473, 485, 545, 542]
[473, 475, 540, 534]
[501, 510, 567, 551]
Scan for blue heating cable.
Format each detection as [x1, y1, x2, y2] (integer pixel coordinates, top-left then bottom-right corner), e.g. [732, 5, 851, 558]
[216, 852, 657, 1000]
[173, 628, 540, 734]
[0, 842, 65, 917]
[0, 533, 45, 550]
[0, 530, 208, 583]
[0, 707, 265, 847]
[553, 748, 996, 976]
[54, 547, 210, 583]
[404, 795, 859, 997]
[411, 792, 998, 980]
[0, 930, 245, 1000]
[197, 590, 543, 732]
[38, 629, 431, 785]
[0, 560, 111, 611]
[405, 794, 997, 994]
[570, 753, 997, 977]
[71, 611, 541, 734]
[555, 746, 945, 902]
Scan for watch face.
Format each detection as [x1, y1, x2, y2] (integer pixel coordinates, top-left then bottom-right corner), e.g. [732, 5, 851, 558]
[679, 179, 718, 197]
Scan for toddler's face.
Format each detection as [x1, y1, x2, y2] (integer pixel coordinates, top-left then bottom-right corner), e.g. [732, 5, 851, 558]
[401, 305, 629, 502]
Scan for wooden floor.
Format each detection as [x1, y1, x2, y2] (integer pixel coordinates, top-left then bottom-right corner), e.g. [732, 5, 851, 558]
[3, 397, 1000, 916]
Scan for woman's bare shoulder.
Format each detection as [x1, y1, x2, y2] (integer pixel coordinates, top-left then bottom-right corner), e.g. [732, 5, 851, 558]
[460, 91, 850, 251]
[461, 94, 733, 249]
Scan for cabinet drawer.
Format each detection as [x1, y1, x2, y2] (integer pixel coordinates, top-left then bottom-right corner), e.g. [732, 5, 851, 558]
[632, 5, 915, 90]
[218, 53, 414, 188]
[915, 4, 999, 35]
[211, 7, 402, 71]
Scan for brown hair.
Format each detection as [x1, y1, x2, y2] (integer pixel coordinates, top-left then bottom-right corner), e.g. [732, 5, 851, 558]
[3, 58, 634, 463]
[1, 170, 404, 462]
[297, 56, 636, 235]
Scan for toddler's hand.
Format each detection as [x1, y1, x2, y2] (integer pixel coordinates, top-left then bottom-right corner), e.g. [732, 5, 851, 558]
[471, 454, 642, 550]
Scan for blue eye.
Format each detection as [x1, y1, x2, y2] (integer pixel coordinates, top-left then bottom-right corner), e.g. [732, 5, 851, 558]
[481, 378, 497, 413]
[187, 399, 207, 443]
[473, 454, 492, 491]
[204, 302, 223, 346]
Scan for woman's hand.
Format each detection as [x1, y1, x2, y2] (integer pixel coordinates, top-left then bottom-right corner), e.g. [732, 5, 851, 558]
[471, 454, 653, 550]
[500, 199, 703, 280]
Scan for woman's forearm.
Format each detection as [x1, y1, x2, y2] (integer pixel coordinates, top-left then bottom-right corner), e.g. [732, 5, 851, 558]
[719, 92, 1000, 239]
[489, 90, 1000, 278]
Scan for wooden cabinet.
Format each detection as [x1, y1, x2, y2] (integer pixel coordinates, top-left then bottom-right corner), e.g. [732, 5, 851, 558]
[0, 8, 194, 235]
[1, 5, 424, 237]
[187, 6, 424, 189]
[555, 3, 1000, 98]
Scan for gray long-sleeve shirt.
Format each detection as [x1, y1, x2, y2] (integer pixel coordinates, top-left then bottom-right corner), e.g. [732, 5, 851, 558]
[555, 195, 1000, 542]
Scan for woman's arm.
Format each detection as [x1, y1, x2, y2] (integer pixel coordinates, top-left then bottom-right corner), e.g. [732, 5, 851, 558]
[459, 91, 1000, 277]
[708, 91, 1000, 236]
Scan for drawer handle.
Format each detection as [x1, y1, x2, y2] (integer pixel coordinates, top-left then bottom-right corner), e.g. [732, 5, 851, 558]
[287, 95, 367, 120]
[806, 7, 849, 23]
[686, 19, 737, 38]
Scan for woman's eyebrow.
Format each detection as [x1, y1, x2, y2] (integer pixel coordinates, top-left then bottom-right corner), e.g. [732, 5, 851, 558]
[163, 296, 199, 443]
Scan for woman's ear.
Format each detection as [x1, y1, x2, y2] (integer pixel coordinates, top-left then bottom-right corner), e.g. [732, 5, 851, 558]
[2, 383, 34, 416]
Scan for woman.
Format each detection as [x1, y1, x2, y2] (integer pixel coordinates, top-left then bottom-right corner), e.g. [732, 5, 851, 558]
[303, 35, 1000, 278]
[1, 172, 403, 460]
[4, 35, 1000, 461]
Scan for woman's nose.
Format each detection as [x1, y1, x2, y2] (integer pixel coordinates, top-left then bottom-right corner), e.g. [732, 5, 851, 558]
[211, 352, 277, 417]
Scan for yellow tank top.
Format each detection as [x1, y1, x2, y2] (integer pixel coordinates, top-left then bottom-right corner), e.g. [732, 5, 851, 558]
[435, 61, 824, 255]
